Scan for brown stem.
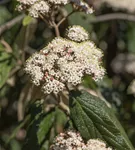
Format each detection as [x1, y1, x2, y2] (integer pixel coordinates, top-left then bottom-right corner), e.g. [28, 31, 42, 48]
[52, 93, 70, 115]
[58, 93, 70, 115]
[0, 39, 12, 53]
[57, 11, 75, 27]
[0, 14, 25, 36]
[39, 14, 50, 26]
[52, 21, 60, 37]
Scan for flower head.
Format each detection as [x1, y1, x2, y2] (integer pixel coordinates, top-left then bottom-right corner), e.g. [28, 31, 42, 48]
[17, 0, 93, 18]
[25, 34, 105, 94]
[50, 130, 112, 150]
[28, 1, 50, 18]
[66, 25, 89, 42]
[86, 139, 112, 150]
[17, 0, 37, 5]
[50, 130, 86, 150]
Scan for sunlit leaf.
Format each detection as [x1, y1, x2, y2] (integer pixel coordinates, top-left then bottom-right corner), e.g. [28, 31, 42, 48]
[70, 90, 134, 150]
[23, 15, 33, 26]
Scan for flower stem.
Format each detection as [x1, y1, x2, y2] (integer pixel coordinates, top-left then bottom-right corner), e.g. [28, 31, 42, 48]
[57, 10, 75, 27]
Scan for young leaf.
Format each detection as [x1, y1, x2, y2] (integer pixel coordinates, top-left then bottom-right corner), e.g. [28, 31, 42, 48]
[23, 15, 32, 26]
[69, 90, 134, 150]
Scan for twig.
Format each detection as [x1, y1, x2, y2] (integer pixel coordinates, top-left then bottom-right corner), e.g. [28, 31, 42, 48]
[57, 11, 75, 27]
[39, 14, 50, 26]
[0, 39, 12, 53]
[17, 84, 31, 121]
[0, 14, 25, 35]
[52, 93, 70, 115]
[0, 38, 19, 60]
[59, 100, 70, 115]
[9, 66, 21, 78]
[52, 21, 60, 37]
[58, 94, 70, 115]
[89, 13, 135, 23]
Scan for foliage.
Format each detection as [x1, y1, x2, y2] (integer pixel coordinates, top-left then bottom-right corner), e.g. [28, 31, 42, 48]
[0, 0, 135, 150]
[70, 90, 134, 150]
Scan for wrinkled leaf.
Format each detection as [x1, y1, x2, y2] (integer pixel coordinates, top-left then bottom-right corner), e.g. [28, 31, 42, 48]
[70, 90, 134, 150]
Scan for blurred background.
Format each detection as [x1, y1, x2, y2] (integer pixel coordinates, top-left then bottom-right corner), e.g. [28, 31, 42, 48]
[1, 0, 135, 149]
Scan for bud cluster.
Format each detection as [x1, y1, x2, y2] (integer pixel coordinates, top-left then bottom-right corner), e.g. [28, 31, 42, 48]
[50, 130, 112, 150]
[25, 26, 105, 94]
[17, 0, 93, 18]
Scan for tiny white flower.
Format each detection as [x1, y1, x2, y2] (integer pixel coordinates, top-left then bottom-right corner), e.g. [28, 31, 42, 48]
[17, 0, 37, 5]
[25, 27, 105, 94]
[29, 1, 50, 18]
[66, 25, 89, 42]
[50, 131, 112, 150]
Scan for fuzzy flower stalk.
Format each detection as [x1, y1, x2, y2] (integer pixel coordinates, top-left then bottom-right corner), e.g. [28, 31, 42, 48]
[17, 0, 93, 18]
[50, 130, 112, 150]
[24, 26, 105, 94]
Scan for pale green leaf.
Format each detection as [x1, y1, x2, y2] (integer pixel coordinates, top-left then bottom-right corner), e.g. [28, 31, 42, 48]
[23, 15, 32, 26]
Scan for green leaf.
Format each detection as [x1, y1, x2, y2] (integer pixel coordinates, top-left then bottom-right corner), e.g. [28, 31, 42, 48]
[37, 111, 55, 145]
[23, 15, 33, 26]
[22, 102, 45, 150]
[69, 90, 134, 150]
[55, 108, 67, 133]
[0, 51, 14, 88]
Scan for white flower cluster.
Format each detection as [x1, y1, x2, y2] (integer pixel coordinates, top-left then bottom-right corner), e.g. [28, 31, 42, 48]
[66, 25, 89, 42]
[17, 0, 93, 18]
[50, 130, 112, 150]
[29, 1, 50, 18]
[50, 130, 86, 150]
[17, 0, 50, 18]
[86, 139, 112, 150]
[25, 26, 105, 94]
[17, 0, 37, 5]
